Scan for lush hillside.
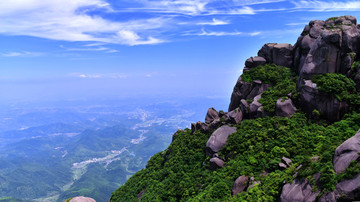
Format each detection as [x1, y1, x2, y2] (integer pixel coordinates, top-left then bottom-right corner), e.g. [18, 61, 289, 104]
[111, 16, 360, 201]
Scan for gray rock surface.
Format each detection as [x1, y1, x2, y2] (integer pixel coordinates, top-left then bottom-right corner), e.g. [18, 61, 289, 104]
[245, 56, 266, 68]
[282, 157, 292, 167]
[275, 98, 296, 117]
[334, 173, 360, 200]
[280, 179, 319, 202]
[69, 196, 96, 202]
[272, 43, 293, 68]
[249, 94, 266, 118]
[205, 108, 219, 123]
[225, 108, 243, 124]
[209, 157, 225, 170]
[298, 79, 348, 122]
[333, 129, 360, 174]
[232, 176, 249, 196]
[206, 125, 237, 156]
[191, 121, 209, 134]
[258, 43, 276, 62]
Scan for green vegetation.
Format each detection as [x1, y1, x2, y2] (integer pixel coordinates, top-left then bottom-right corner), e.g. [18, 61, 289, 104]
[242, 64, 297, 114]
[110, 112, 360, 201]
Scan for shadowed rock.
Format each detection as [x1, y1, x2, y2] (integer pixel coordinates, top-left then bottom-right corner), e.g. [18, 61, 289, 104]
[209, 157, 225, 170]
[275, 98, 296, 117]
[333, 129, 360, 174]
[206, 125, 237, 156]
[245, 56, 266, 68]
[280, 179, 319, 202]
[225, 108, 243, 124]
[232, 176, 249, 196]
[205, 108, 220, 123]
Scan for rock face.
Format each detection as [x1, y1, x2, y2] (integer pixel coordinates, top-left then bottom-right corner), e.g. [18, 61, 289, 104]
[298, 79, 348, 121]
[280, 179, 319, 202]
[229, 78, 271, 112]
[225, 108, 243, 124]
[69, 196, 96, 202]
[294, 16, 360, 79]
[319, 174, 360, 201]
[206, 125, 237, 156]
[258, 43, 293, 67]
[275, 98, 296, 117]
[209, 157, 225, 170]
[333, 129, 360, 174]
[205, 108, 220, 123]
[232, 176, 249, 196]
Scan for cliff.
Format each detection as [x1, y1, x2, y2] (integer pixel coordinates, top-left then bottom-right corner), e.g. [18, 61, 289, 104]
[110, 16, 360, 201]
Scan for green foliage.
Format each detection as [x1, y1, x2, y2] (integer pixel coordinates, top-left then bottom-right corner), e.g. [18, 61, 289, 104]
[111, 112, 360, 201]
[241, 64, 294, 84]
[312, 73, 356, 101]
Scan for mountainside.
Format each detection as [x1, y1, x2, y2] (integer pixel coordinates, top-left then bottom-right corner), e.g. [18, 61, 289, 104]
[110, 16, 360, 201]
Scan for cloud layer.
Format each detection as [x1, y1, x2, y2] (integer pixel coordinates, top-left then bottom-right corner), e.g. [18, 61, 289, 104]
[0, 0, 359, 46]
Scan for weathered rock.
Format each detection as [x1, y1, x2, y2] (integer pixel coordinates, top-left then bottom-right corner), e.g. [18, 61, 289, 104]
[333, 129, 360, 174]
[309, 20, 325, 39]
[334, 173, 360, 200]
[280, 179, 319, 202]
[206, 125, 237, 156]
[245, 56, 267, 68]
[275, 98, 296, 117]
[209, 157, 225, 170]
[205, 108, 219, 123]
[298, 79, 348, 122]
[272, 43, 293, 68]
[232, 176, 249, 196]
[279, 162, 287, 169]
[225, 108, 243, 124]
[228, 78, 271, 112]
[318, 192, 336, 202]
[249, 94, 266, 118]
[69, 196, 96, 202]
[282, 157, 292, 167]
[239, 99, 250, 117]
[191, 121, 209, 134]
[258, 43, 277, 62]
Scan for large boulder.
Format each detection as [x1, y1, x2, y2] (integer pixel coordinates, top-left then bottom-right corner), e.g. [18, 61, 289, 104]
[225, 108, 243, 124]
[232, 176, 249, 196]
[206, 125, 237, 156]
[69, 196, 96, 202]
[272, 43, 293, 68]
[275, 98, 297, 117]
[245, 56, 266, 68]
[280, 179, 319, 202]
[333, 129, 360, 174]
[205, 108, 220, 123]
[320, 174, 360, 201]
[298, 79, 348, 122]
[258, 43, 277, 63]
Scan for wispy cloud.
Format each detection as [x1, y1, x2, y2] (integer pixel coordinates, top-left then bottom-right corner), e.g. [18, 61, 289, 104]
[72, 73, 127, 79]
[292, 0, 360, 12]
[60, 45, 118, 53]
[197, 18, 229, 26]
[1, 51, 43, 57]
[185, 29, 261, 37]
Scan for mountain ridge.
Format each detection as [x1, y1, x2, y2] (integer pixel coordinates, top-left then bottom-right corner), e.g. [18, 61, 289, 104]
[110, 15, 360, 201]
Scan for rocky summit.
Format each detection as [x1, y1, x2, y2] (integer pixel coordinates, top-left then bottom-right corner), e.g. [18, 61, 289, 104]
[110, 16, 360, 202]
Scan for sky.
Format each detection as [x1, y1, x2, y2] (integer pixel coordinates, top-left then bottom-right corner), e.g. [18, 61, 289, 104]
[1, 0, 360, 104]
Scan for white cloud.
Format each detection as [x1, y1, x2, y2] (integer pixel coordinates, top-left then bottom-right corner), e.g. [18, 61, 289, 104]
[197, 18, 229, 25]
[1, 51, 43, 57]
[185, 29, 261, 37]
[292, 0, 360, 12]
[0, 0, 166, 46]
[75, 73, 127, 79]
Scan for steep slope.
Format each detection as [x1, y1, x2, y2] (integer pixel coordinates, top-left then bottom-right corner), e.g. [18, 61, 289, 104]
[110, 16, 360, 201]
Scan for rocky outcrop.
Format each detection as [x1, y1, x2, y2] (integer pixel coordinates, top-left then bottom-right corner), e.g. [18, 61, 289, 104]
[333, 129, 360, 174]
[69, 196, 96, 202]
[206, 125, 237, 156]
[205, 108, 220, 123]
[257, 43, 293, 68]
[280, 179, 319, 202]
[232, 176, 249, 196]
[319, 174, 360, 201]
[298, 79, 348, 122]
[245, 56, 266, 69]
[294, 16, 360, 79]
[275, 98, 296, 117]
[249, 94, 266, 118]
[225, 108, 243, 124]
[229, 78, 271, 112]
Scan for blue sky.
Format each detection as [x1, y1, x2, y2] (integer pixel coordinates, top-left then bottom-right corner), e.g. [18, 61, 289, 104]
[1, 0, 360, 103]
